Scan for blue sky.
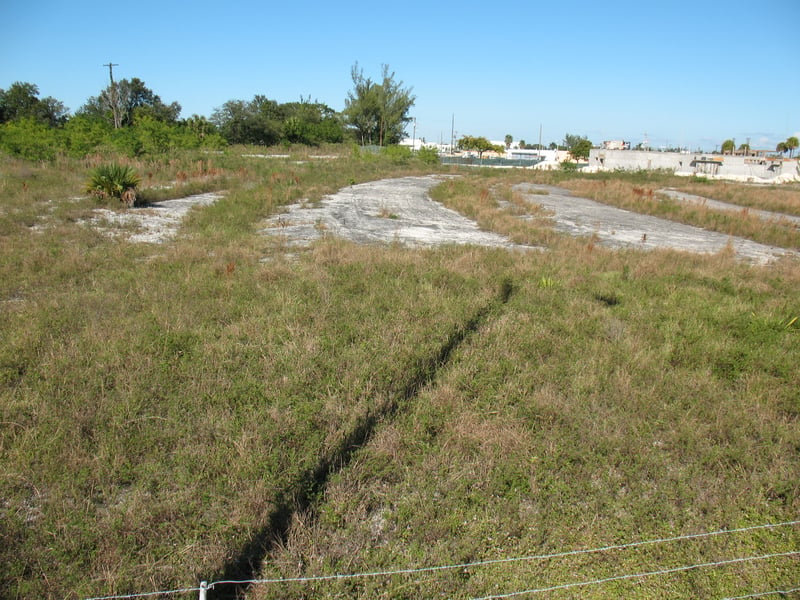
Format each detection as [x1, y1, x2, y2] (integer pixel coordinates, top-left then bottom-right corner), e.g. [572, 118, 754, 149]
[2, 0, 798, 151]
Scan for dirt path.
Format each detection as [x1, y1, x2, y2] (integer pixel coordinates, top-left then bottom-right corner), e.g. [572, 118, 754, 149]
[513, 183, 798, 264]
[261, 175, 533, 249]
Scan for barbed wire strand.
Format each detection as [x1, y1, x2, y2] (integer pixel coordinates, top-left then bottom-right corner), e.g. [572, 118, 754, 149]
[208, 519, 800, 588]
[82, 586, 199, 600]
[469, 551, 800, 600]
[723, 586, 800, 599]
[77, 520, 799, 600]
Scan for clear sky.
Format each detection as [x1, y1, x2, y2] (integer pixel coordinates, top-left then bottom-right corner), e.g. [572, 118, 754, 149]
[2, 0, 798, 152]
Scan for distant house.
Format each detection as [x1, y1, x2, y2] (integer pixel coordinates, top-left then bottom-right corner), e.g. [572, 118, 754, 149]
[602, 140, 631, 150]
[588, 148, 798, 182]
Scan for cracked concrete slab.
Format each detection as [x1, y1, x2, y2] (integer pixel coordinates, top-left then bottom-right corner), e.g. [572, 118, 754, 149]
[83, 192, 224, 243]
[514, 183, 798, 265]
[658, 188, 800, 227]
[261, 175, 534, 250]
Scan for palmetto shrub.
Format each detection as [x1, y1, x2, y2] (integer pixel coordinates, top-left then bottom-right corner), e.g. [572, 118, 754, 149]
[86, 163, 141, 207]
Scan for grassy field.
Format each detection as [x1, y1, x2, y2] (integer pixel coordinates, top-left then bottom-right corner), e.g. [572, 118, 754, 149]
[1, 150, 798, 599]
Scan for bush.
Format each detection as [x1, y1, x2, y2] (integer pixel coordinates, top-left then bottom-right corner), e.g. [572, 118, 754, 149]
[85, 163, 141, 207]
[381, 144, 411, 163]
[0, 118, 60, 160]
[416, 145, 440, 165]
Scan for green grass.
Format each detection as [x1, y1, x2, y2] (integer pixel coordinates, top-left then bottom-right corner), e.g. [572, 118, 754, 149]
[243, 174, 799, 600]
[1, 152, 798, 599]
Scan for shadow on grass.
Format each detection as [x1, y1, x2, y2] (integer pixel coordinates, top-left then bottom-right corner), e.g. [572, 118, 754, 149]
[209, 278, 514, 599]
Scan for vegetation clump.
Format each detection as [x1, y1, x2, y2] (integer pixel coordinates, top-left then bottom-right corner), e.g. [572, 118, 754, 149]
[85, 163, 141, 206]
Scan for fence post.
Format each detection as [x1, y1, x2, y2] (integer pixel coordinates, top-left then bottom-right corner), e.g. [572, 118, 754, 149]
[199, 581, 208, 600]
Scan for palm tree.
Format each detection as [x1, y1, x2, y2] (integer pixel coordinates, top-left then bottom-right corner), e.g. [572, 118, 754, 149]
[776, 141, 787, 155]
[785, 136, 799, 158]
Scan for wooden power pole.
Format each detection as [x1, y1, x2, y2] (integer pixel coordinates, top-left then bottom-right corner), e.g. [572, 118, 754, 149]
[103, 62, 121, 129]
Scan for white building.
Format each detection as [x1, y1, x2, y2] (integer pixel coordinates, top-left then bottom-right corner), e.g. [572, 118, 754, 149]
[588, 149, 799, 183]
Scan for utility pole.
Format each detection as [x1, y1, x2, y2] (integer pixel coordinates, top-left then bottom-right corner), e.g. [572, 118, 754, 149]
[103, 61, 118, 85]
[450, 114, 455, 154]
[103, 61, 122, 129]
[538, 123, 542, 157]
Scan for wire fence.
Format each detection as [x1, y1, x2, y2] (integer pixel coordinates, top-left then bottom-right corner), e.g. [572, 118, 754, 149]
[80, 519, 800, 600]
[439, 156, 546, 168]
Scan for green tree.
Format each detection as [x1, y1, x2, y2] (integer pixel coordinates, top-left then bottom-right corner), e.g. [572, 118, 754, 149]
[785, 136, 798, 158]
[563, 133, 592, 161]
[721, 139, 735, 154]
[505, 134, 513, 149]
[125, 78, 181, 123]
[62, 114, 113, 156]
[344, 63, 414, 146]
[344, 64, 379, 145]
[81, 78, 181, 129]
[0, 82, 68, 126]
[211, 96, 282, 145]
[282, 97, 344, 145]
[458, 135, 504, 158]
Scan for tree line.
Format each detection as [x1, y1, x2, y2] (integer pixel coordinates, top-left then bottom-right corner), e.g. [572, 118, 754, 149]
[0, 64, 415, 160]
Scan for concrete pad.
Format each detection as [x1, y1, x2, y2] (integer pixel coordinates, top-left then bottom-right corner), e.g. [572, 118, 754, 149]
[514, 183, 798, 265]
[261, 175, 535, 250]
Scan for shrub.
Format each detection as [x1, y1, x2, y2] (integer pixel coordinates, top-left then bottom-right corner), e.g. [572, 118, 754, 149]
[416, 145, 440, 165]
[85, 163, 141, 207]
[0, 118, 60, 160]
[382, 144, 412, 163]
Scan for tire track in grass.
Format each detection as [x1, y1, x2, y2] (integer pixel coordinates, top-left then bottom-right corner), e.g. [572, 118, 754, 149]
[210, 278, 514, 599]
